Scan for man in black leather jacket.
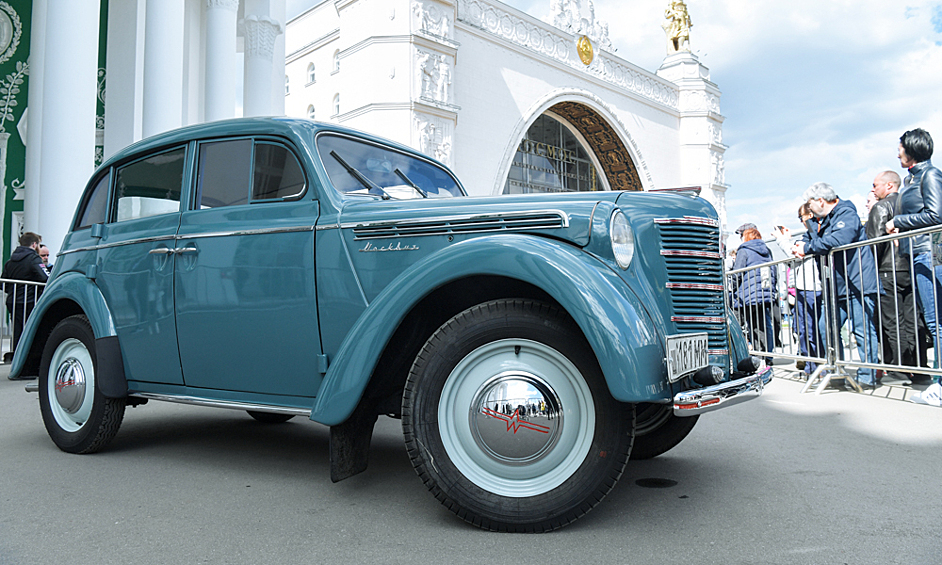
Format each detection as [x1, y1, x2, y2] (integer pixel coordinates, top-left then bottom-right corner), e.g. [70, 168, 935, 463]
[867, 170, 923, 384]
[885, 129, 942, 369]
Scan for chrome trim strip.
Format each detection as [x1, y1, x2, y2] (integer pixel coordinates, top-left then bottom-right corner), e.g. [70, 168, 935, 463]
[61, 234, 178, 255]
[654, 216, 719, 227]
[130, 393, 312, 416]
[343, 210, 570, 231]
[666, 282, 724, 291]
[672, 367, 771, 416]
[660, 250, 722, 259]
[59, 226, 315, 255]
[315, 224, 339, 231]
[672, 315, 726, 323]
[707, 349, 730, 356]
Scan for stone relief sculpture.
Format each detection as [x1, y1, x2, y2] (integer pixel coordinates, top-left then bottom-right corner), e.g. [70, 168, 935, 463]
[549, 0, 612, 50]
[711, 152, 725, 186]
[416, 50, 452, 105]
[413, 1, 452, 39]
[415, 115, 453, 166]
[662, 0, 692, 53]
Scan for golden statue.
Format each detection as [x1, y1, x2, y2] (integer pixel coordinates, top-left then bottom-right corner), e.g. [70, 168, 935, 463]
[662, 0, 692, 54]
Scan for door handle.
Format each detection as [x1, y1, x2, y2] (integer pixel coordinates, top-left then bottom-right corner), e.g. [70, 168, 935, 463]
[175, 247, 199, 254]
[149, 248, 174, 255]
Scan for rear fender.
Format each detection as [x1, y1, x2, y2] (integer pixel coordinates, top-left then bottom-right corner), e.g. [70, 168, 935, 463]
[310, 234, 666, 426]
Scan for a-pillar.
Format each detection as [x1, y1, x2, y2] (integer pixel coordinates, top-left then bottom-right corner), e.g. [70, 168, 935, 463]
[35, 0, 101, 255]
[205, 0, 239, 122]
[242, 11, 283, 117]
[142, 0, 185, 137]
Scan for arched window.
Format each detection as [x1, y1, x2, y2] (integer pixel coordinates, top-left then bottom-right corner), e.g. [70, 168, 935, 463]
[307, 63, 315, 84]
[307, 105, 315, 120]
[332, 50, 340, 73]
[285, 75, 290, 95]
[332, 94, 340, 117]
[503, 113, 607, 194]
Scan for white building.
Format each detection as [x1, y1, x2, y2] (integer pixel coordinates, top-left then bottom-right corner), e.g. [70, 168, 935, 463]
[12, 0, 288, 259]
[284, 0, 728, 228]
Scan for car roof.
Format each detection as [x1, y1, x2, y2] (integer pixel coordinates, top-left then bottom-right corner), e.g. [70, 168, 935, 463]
[99, 117, 430, 171]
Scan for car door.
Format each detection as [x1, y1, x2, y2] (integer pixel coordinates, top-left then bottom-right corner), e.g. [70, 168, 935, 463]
[173, 137, 322, 398]
[94, 145, 187, 385]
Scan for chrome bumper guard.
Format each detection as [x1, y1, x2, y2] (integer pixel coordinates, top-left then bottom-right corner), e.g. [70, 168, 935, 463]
[673, 366, 772, 416]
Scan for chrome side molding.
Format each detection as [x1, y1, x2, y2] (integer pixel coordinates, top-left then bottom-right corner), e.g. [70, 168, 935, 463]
[130, 393, 312, 416]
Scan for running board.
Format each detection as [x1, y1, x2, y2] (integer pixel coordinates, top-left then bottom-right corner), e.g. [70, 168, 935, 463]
[130, 393, 312, 417]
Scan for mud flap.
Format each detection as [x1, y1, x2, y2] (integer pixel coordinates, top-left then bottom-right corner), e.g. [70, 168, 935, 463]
[329, 403, 378, 482]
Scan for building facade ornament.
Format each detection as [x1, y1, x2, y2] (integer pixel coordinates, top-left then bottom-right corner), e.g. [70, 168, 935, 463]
[415, 49, 453, 105]
[412, 1, 453, 40]
[0, 2, 21, 65]
[549, 0, 612, 51]
[662, 0, 691, 54]
[414, 114, 454, 166]
[457, 0, 678, 110]
[207, 0, 239, 11]
[242, 16, 283, 59]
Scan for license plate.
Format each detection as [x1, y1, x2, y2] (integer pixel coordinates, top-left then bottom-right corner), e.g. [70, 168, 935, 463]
[666, 333, 709, 382]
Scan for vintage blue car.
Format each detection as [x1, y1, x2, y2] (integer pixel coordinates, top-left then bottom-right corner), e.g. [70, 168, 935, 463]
[12, 117, 768, 532]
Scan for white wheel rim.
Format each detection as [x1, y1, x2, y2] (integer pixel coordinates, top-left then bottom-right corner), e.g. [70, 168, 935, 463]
[438, 339, 595, 497]
[46, 338, 95, 433]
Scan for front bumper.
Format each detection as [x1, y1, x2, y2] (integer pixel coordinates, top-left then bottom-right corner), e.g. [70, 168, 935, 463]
[672, 366, 773, 416]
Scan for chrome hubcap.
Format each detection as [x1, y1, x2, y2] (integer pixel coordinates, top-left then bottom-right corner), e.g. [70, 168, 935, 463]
[54, 358, 87, 414]
[470, 373, 562, 464]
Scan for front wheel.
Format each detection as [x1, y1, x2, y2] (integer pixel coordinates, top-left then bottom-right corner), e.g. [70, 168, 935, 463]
[38, 315, 126, 454]
[402, 300, 634, 532]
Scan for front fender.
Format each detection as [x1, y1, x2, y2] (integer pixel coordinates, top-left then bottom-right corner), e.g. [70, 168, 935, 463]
[9, 272, 117, 379]
[310, 234, 666, 426]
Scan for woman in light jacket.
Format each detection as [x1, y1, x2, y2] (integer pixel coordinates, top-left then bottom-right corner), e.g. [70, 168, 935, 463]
[732, 228, 777, 359]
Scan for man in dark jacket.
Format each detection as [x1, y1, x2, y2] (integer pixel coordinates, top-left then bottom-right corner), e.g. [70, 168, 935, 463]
[867, 171, 924, 384]
[2, 232, 48, 362]
[795, 183, 880, 388]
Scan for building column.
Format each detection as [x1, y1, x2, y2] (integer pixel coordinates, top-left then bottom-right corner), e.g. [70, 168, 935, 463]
[142, 0, 185, 137]
[205, 0, 238, 122]
[242, 10, 283, 117]
[23, 0, 47, 234]
[37, 0, 101, 255]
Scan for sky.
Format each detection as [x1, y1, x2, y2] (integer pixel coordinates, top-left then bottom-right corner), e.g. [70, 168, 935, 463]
[286, 0, 942, 235]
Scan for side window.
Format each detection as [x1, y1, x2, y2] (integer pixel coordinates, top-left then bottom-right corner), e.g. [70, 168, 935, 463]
[75, 171, 111, 229]
[114, 147, 186, 222]
[196, 139, 252, 208]
[252, 143, 305, 201]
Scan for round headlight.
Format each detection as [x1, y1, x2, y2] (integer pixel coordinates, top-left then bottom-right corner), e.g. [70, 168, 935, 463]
[610, 210, 634, 270]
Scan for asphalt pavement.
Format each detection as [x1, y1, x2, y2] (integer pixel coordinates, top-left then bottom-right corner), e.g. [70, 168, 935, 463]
[1, 363, 941, 565]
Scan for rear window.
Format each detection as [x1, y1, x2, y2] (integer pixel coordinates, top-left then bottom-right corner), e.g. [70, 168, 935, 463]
[75, 171, 111, 229]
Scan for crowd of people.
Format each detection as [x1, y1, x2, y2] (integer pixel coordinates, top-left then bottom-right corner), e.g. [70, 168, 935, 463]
[1, 232, 50, 363]
[729, 128, 942, 407]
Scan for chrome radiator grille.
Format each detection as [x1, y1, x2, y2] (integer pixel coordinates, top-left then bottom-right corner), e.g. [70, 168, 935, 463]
[654, 216, 728, 355]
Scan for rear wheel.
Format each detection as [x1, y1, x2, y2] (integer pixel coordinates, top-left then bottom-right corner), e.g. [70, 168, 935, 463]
[402, 300, 634, 532]
[38, 315, 125, 454]
[630, 403, 698, 460]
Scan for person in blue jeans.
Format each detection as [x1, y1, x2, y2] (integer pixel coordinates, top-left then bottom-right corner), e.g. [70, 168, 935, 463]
[885, 129, 942, 383]
[793, 183, 881, 388]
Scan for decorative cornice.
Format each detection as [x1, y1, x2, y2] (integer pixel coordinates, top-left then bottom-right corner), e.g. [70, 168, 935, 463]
[456, 0, 678, 111]
[286, 29, 340, 63]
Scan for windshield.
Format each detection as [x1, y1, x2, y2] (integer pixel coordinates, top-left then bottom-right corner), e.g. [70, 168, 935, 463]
[316, 134, 463, 199]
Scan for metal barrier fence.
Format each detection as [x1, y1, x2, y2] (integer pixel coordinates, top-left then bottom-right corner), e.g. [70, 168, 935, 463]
[726, 224, 942, 394]
[0, 279, 46, 363]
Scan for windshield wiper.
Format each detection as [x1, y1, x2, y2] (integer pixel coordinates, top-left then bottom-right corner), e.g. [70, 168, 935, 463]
[394, 168, 427, 198]
[330, 150, 390, 200]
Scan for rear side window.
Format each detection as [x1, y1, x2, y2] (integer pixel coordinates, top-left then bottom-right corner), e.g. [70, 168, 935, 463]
[196, 139, 252, 208]
[252, 142, 305, 201]
[114, 148, 186, 222]
[75, 171, 111, 229]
